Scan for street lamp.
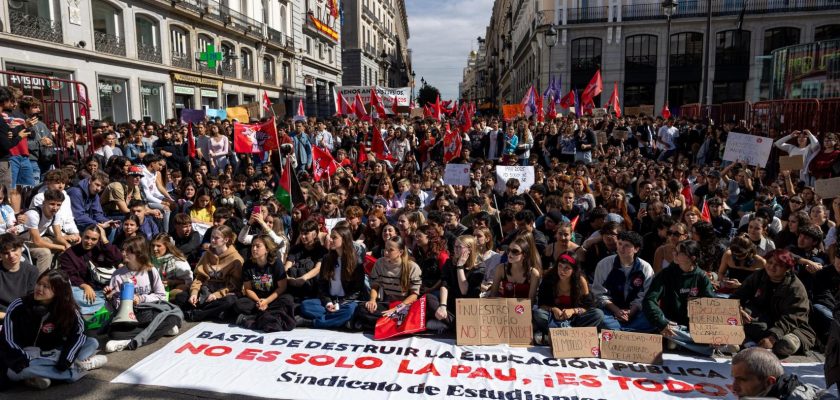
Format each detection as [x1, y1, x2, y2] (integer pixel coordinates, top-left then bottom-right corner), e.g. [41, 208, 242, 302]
[410, 70, 416, 103]
[661, 0, 678, 112]
[379, 50, 389, 87]
[545, 26, 558, 92]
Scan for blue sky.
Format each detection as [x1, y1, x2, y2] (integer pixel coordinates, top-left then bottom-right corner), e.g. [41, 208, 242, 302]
[406, 0, 495, 100]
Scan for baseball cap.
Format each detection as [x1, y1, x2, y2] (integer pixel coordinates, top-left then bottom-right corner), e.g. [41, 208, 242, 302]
[128, 165, 143, 176]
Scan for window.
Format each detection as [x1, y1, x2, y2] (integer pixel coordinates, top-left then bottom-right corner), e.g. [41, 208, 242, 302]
[170, 27, 189, 55]
[280, 5, 287, 33]
[815, 24, 840, 42]
[241, 49, 254, 80]
[135, 15, 160, 63]
[670, 32, 703, 67]
[282, 62, 292, 85]
[764, 27, 799, 55]
[263, 56, 275, 83]
[306, 37, 312, 55]
[571, 37, 602, 103]
[220, 42, 236, 76]
[714, 30, 751, 103]
[328, 48, 333, 63]
[716, 30, 751, 67]
[198, 34, 213, 51]
[624, 35, 657, 106]
[318, 42, 324, 59]
[92, 0, 125, 55]
[625, 35, 657, 69]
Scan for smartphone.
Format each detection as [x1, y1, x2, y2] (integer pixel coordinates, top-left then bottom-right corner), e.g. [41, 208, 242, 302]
[253, 206, 262, 214]
[640, 202, 648, 210]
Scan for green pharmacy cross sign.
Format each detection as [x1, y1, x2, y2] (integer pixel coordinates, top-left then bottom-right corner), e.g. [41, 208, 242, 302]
[198, 44, 223, 69]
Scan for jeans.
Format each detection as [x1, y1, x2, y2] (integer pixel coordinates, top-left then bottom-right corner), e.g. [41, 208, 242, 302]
[668, 324, 714, 357]
[299, 298, 359, 329]
[29, 159, 40, 185]
[9, 155, 35, 188]
[147, 202, 171, 234]
[658, 149, 677, 163]
[6, 336, 99, 382]
[72, 286, 106, 315]
[533, 308, 605, 333]
[813, 303, 835, 341]
[600, 307, 655, 332]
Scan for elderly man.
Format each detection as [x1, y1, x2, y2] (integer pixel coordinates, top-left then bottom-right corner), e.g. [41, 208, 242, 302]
[731, 347, 831, 399]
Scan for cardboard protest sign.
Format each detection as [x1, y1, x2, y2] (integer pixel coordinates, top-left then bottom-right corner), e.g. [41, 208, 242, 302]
[550, 327, 600, 359]
[614, 130, 628, 140]
[494, 166, 535, 194]
[599, 330, 663, 365]
[226, 106, 249, 122]
[722, 132, 773, 167]
[325, 218, 345, 233]
[815, 177, 840, 199]
[779, 155, 804, 171]
[443, 164, 471, 186]
[688, 298, 745, 345]
[595, 131, 608, 144]
[409, 108, 424, 118]
[456, 298, 532, 346]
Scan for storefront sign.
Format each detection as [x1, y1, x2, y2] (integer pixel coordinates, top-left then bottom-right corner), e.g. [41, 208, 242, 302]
[98, 81, 123, 95]
[171, 73, 221, 89]
[140, 85, 161, 96]
[174, 86, 195, 95]
[201, 89, 218, 98]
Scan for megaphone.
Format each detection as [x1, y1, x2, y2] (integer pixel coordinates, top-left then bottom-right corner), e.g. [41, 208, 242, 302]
[111, 282, 139, 328]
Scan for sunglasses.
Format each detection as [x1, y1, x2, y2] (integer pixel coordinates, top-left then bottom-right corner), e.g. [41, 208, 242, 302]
[790, 199, 803, 204]
[508, 248, 523, 256]
[667, 231, 684, 237]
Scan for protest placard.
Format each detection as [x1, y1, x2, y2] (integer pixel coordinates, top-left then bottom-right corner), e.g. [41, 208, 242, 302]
[614, 130, 629, 140]
[779, 155, 804, 171]
[443, 164, 471, 186]
[722, 132, 774, 167]
[595, 131, 608, 144]
[550, 327, 600, 359]
[226, 106, 249, 122]
[409, 108, 424, 118]
[599, 330, 663, 365]
[688, 298, 744, 345]
[494, 166, 535, 194]
[325, 218, 345, 233]
[815, 177, 840, 199]
[456, 298, 532, 346]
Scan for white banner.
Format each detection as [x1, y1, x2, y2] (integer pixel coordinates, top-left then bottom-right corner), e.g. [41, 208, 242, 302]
[722, 132, 774, 167]
[112, 323, 827, 400]
[495, 166, 535, 194]
[336, 86, 411, 114]
[443, 164, 471, 187]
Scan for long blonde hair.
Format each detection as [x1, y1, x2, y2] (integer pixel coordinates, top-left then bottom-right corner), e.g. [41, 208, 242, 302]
[456, 235, 478, 270]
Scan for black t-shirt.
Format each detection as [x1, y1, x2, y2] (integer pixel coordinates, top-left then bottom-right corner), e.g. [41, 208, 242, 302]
[242, 259, 287, 299]
[0, 262, 39, 309]
[286, 242, 328, 299]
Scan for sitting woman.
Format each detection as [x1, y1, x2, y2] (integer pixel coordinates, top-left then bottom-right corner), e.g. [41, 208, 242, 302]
[652, 223, 689, 274]
[0, 270, 108, 390]
[533, 252, 604, 345]
[233, 235, 295, 332]
[429, 235, 485, 331]
[414, 224, 448, 296]
[112, 215, 142, 248]
[544, 222, 579, 267]
[174, 225, 244, 322]
[487, 237, 541, 302]
[718, 235, 767, 293]
[353, 236, 421, 331]
[103, 236, 183, 353]
[59, 225, 122, 315]
[299, 226, 366, 329]
[237, 210, 290, 264]
[151, 233, 193, 299]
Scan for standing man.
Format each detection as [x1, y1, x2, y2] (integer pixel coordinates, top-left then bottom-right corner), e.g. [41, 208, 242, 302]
[657, 118, 678, 163]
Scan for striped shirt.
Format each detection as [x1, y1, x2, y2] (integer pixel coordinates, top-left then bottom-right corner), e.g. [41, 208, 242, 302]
[370, 258, 421, 302]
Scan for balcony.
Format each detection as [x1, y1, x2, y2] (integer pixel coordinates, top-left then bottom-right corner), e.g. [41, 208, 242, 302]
[171, 51, 193, 69]
[363, 43, 377, 56]
[138, 42, 162, 63]
[220, 62, 236, 78]
[171, 0, 263, 38]
[567, 6, 608, 24]
[94, 31, 126, 56]
[9, 10, 63, 43]
[618, 0, 840, 22]
[362, 5, 376, 22]
[264, 71, 276, 85]
[198, 63, 217, 75]
[242, 68, 254, 81]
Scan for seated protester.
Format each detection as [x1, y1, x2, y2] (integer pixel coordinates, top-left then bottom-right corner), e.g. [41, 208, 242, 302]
[200, 207, 243, 251]
[59, 225, 122, 315]
[140, 154, 175, 234]
[487, 237, 541, 301]
[112, 215, 143, 248]
[788, 224, 829, 295]
[442, 206, 468, 239]
[172, 213, 202, 265]
[29, 169, 79, 241]
[592, 231, 656, 332]
[692, 221, 727, 282]
[233, 235, 296, 332]
[371, 224, 399, 259]
[705, 197, 735, 240]
[128, 200, 160, 239]
[0, 270, 107, 390]
[66, 171, 115, 232]
[0, 234, 39, 319]
[298, 226, 366, 329]
[428, 235, 486, 331]
[285, 220, 327, 304]
[100, 165, 149, 221]
[810, 255, 840, 345]
[344, 206, 366, 243]
[414, 224, 448, 296]
[190, 188, 216, 224]
[22, 189, 75, 273]
[643, 241, 716, 356]
[353, 236, 421, 331]
[744, 216, 776, 257]
[102, 236, 183, 353]
[731, 347, 831, 399]
[718, 235, 767, 293]
[150, 233, 193, 299]
[237, 210, 290, 264]
[652, 222, 690, 274]
[776, 210, 810, 250]
[175, 225, 243, 321]
[738, 196, 784, 236]
[215, 181, 246, 218]
[577, 221, 622, 281]
[730, 249, 817, 358]
[533, 253, 604, 345]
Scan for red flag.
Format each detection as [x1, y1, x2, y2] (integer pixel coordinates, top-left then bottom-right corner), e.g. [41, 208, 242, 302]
[443, 123, 462, 162]
[334, 87, 354, 116]
[547, 96, 557, 120]
[311, 145, 338, 182]
[559, 90, 576, 109]
[682, 183, 694, 208]
[354, 93, 369, 121]
[391, 95, 399, 116]
[536, 92, 545, 122]
[580, 70, 603, 108]
[371, 128, 397, 162]
[233, 119, 279, 154]
[293, 99, 306, 122]
[187, 123, 196, 158]
[369, 88, 386, 119]
[374, 296, 427, 340]
[423, 104, 432, 118]
[358, 143, 368, 164]
[661, 102, 672, 120]
[433, 95, 442, 121]
[701, 200, 711, 223]
[262, 91, 273, 113]
[570, 215, 580, 232]
[607, 82, 621, 118]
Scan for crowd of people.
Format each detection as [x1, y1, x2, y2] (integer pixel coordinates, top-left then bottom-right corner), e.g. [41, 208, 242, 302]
[1, 84, 840, 398]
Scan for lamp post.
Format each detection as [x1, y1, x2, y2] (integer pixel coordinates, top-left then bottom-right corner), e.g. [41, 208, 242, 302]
[379, 49, 389, 86]
[545, 26, 558, 94]
[661, 0, 678, 111]
[410, 70, 416, 104]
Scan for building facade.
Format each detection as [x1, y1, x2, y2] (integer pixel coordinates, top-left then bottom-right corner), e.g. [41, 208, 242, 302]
[341, 0, 412, 90]
[473, 0, 840, 115]
[0, 0, 342, 123]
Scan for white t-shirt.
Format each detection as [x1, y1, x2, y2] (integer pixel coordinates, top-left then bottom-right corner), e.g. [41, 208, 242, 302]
[31, 189, 79, 234]
[141, 166, 165, 204]
[22, 208, 58, 240]
[657, 126, 678, 151]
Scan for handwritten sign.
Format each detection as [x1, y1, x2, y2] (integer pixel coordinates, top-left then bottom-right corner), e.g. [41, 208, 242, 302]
[815, 177, 840, 199]
[325, 218, 345, 233]
[779, 155, 804, 171]
[599, 330, 663, 365]
[595, 131, 608, 145]
[456, 298, 532, 346]
[494, 166, 535, 194]
[688, 298, 745, 345]
[443, 164, 471, 186]
[722, 132, 773, 167]
[550, 327, 600, 359]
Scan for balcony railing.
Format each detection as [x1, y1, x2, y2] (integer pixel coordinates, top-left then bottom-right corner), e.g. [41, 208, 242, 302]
[362, 5, 377, 22]
[264, 71, 276, 85]
[242, 68, 254, 81]
[94, 31, 126, 56]
[567, 6, 608, 23]
[220, 63, 236, 78]
[9, 10, 63, 43]
[617, 0, 840, 22]
[198, 63, 217, 74]
[364, 44, 377, 56]
[171, 51, 193, 69]
[137, 42, 162, 63]
[284, 35, 295, 51]
[172, 0, 263, 38]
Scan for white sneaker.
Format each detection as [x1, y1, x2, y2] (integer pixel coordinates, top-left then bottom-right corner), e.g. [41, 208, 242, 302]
[164, 325, 180, 336]
[24, 377, 51, 390]
[105, 339, 131, 353]
[76, 354, 108, 371]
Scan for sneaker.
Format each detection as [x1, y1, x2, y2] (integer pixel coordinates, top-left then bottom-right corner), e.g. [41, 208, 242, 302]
[164, 325, 180, 336]
[295, 316, 313, 328]
[665, 339, 678, 351]
[24, 377, 51, 390]
[774, 334, 801, 358]
[76, 355, 108, 371]
[236, 314, 255, 327]
[715, 344, 740, 355]
[426, 319, 448, 334]
[105, 339, 131, 353]
[532, 332, 546, 346]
